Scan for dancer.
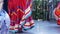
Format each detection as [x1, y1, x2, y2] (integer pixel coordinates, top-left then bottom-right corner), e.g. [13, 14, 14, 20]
[0, 0, 10, 34]
[8, 0, 34, 32]
[53, 2, 60, 25]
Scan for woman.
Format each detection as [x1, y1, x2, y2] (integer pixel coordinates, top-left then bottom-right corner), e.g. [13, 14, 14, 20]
[0, 0, 10, 34]
[8, 0, 34, 32]
[53, 2, 60, 25]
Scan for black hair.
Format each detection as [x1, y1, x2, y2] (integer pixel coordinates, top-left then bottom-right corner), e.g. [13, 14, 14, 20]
[3, 0, 8, 12]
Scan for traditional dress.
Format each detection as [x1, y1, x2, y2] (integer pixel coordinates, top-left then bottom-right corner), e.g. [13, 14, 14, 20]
[53, 3, 60, 25]
[0, 0, 10, 34]
[0, 9, 10, 34]
[8, 0, 34, 32]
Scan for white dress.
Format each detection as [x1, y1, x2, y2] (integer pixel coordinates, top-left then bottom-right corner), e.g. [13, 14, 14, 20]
[0, 9, 10, 34]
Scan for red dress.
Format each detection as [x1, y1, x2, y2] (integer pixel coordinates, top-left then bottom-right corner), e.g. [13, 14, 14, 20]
[55, 8, 60, 25]
[8, 0, 34, 31]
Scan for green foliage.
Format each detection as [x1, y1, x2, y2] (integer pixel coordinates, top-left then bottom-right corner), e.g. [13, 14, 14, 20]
[32, 0, 57, 20]
[32, 0, 48, 20]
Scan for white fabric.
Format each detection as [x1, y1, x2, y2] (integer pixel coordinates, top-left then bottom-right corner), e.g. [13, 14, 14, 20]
[25, 6, 30, 14]
[0, 9, 10, 34]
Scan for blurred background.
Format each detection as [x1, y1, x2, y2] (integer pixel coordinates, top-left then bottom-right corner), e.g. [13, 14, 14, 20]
[32, 0, 58, 21]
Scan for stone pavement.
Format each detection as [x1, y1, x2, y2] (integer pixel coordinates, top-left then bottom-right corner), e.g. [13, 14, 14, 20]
[1, 20, 60, 34]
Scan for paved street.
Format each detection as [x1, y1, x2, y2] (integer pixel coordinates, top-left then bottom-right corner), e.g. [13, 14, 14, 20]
[1, 20, 60, 34]
[15, 20, 60, 34]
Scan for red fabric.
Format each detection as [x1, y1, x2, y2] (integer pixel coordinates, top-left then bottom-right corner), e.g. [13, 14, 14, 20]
[25, 16, 33, 26]
[55, 9, 60, 25]
[55, 9, 60, 17]
[8, 0, 26, 26]
[8, 0, 34, 31]
[57, 19, 60, 25]
[55, 4, 60, 25]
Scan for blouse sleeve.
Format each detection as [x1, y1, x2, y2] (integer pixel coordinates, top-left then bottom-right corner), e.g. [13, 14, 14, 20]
[5, 12, 10, 28]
